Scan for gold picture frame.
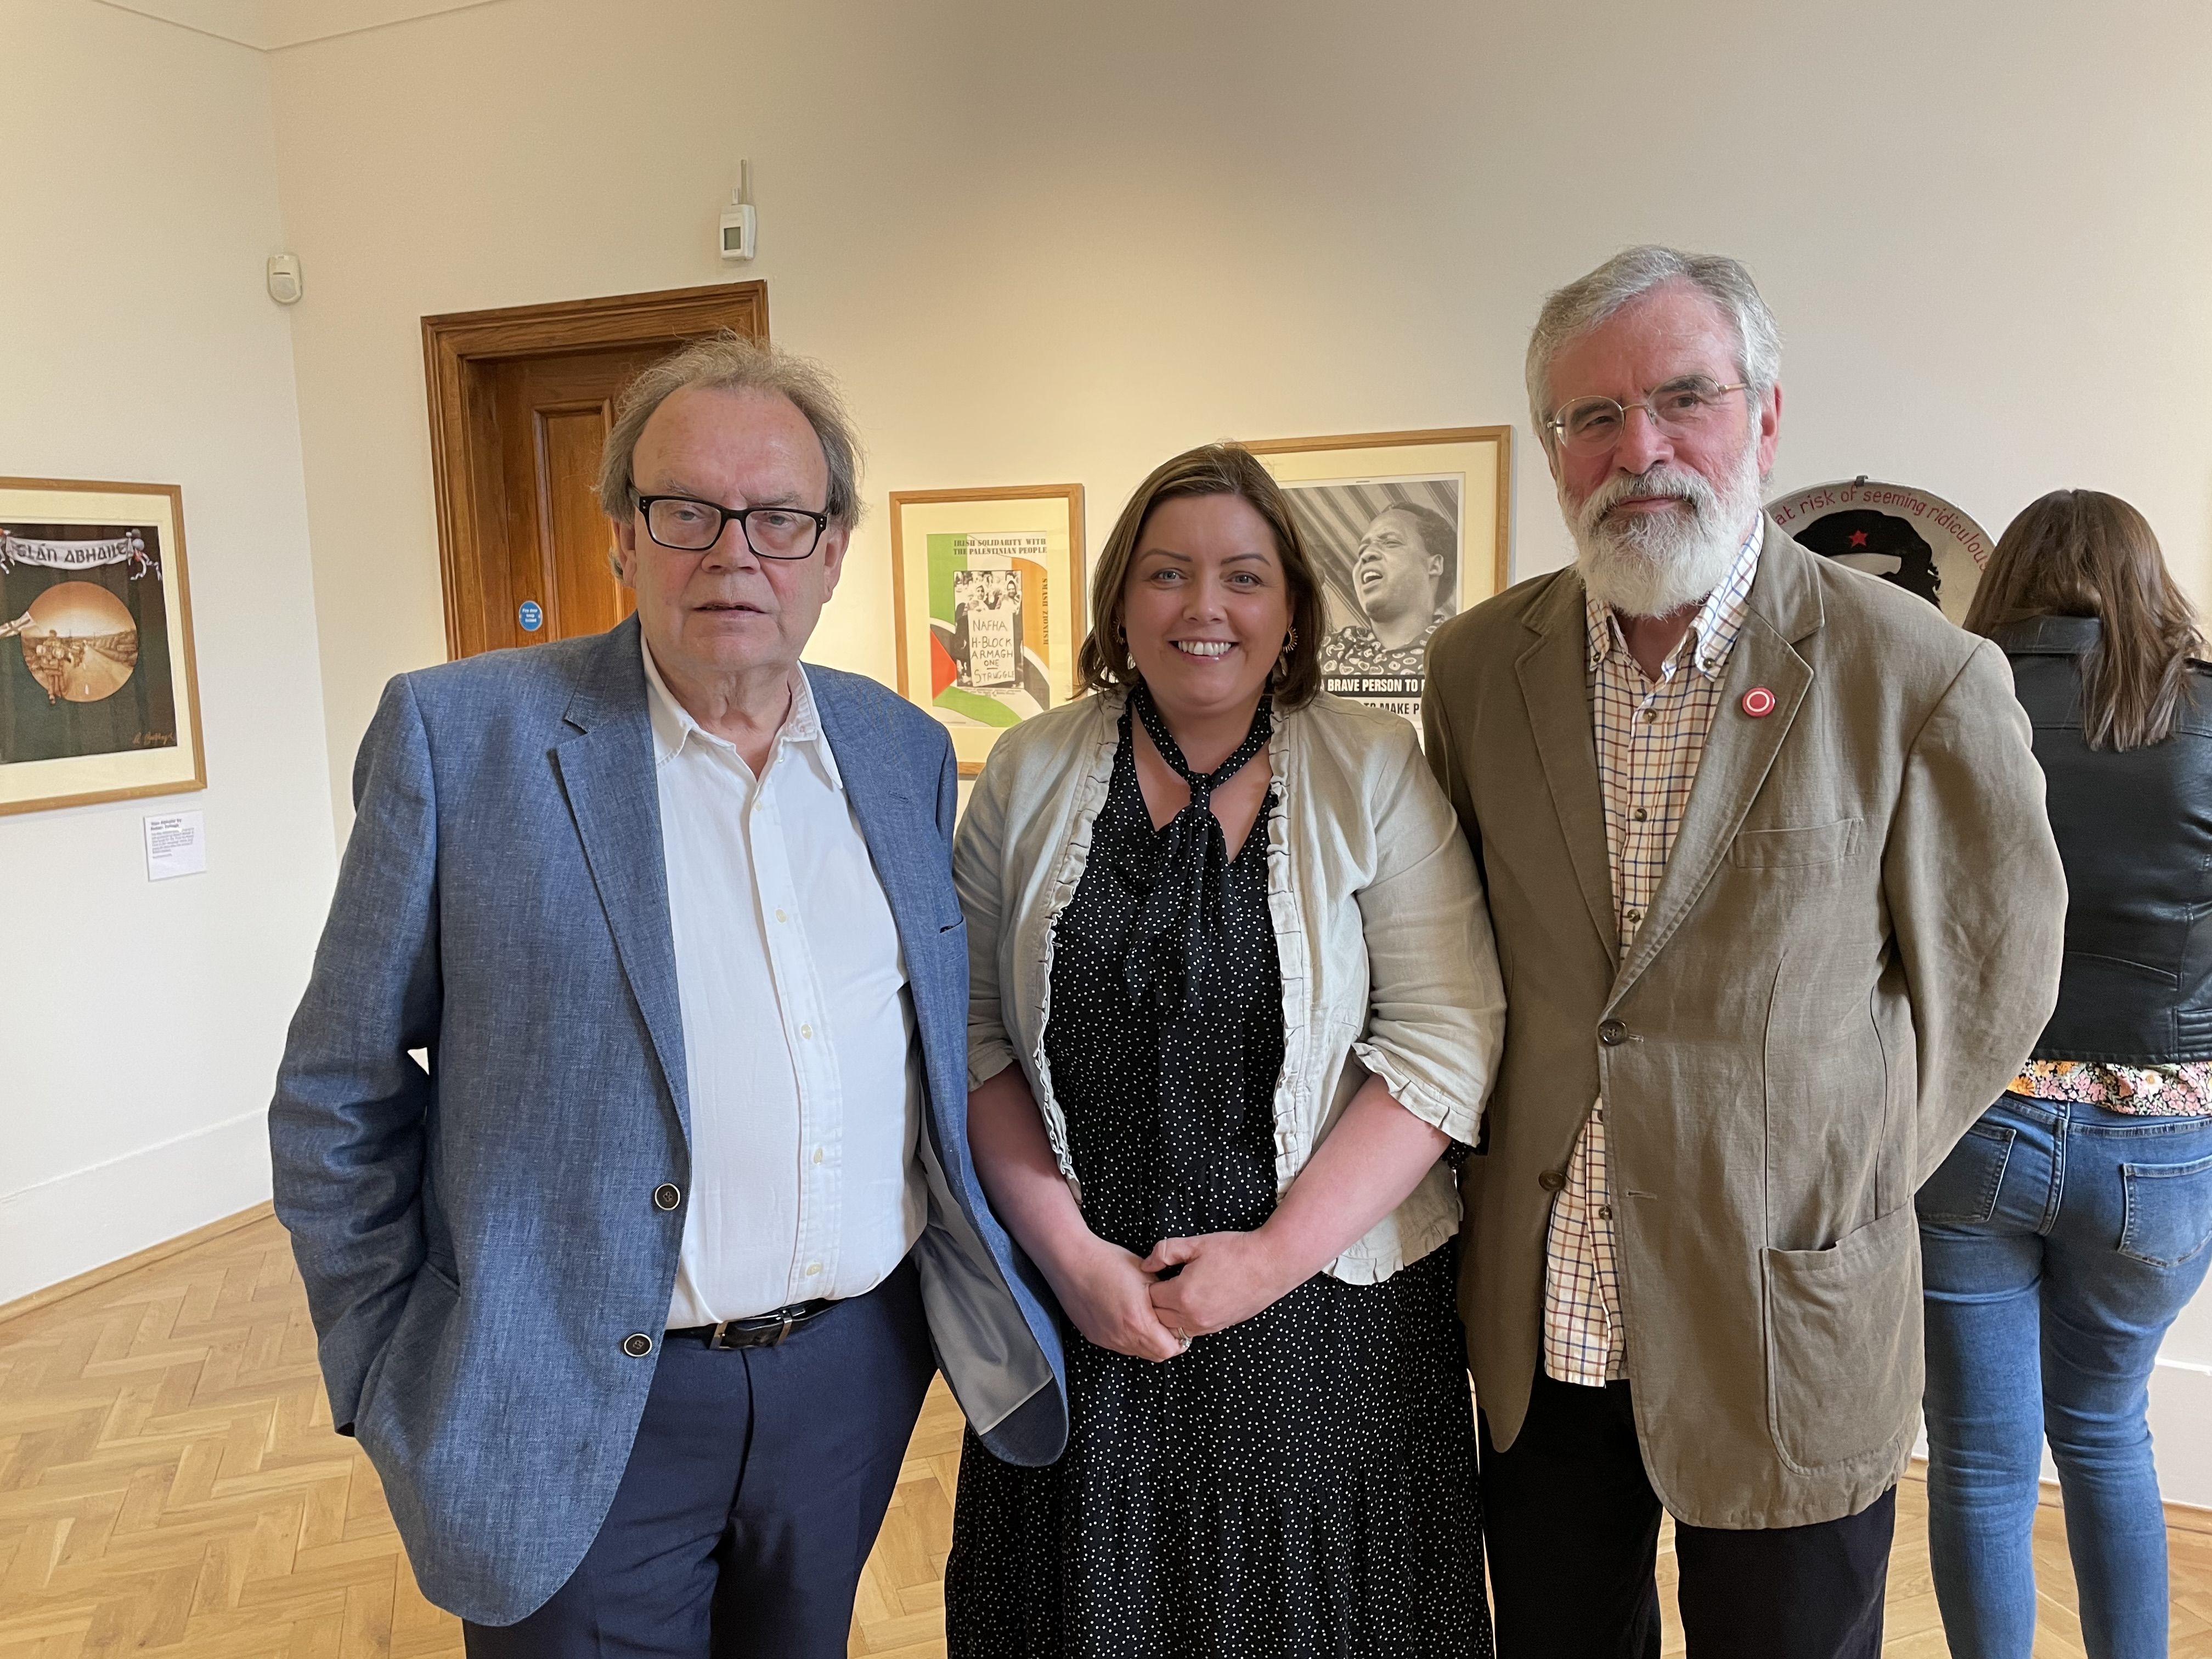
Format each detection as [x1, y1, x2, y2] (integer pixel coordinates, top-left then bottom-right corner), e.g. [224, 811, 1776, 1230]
[0, 477, 206, 816]
[1244, 426, 1512, 731]
[889, 483, 1086, 777]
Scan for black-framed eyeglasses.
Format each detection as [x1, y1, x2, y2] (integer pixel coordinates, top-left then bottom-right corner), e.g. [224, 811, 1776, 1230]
[1545, 377, 1751, 457]
[636, 495, 830, 560]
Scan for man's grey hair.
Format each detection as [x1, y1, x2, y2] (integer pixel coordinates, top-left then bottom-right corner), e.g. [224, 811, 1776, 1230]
[1525, 246, 1782, 456]
[596, 330, 864, 532]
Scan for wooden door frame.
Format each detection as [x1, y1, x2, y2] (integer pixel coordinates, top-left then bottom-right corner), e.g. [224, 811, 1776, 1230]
[421, 281, 769, 659]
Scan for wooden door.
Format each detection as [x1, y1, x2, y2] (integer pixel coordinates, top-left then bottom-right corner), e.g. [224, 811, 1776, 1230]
[423, 283, 769, 659]
[477, 345, 662, 650]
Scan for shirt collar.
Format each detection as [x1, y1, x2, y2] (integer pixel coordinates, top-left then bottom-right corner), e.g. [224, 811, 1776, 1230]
[640, 635, 841, 791]
[1584, 520, 1764, 681]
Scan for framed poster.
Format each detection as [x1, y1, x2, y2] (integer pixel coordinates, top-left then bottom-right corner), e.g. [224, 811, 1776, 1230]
[1245, 427, 1511, 732]
[0, 478, 205, 816]
[1767, 477, 1992, 627]
[889, 484, 1085, 776]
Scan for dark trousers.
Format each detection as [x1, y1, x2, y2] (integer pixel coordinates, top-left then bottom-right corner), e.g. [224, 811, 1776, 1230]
[464, 1256, 935, 1659]
[1479, 1370, 1895, 1659]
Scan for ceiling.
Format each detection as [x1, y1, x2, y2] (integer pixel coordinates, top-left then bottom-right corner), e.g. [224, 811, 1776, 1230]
[91, 0, 504, 50]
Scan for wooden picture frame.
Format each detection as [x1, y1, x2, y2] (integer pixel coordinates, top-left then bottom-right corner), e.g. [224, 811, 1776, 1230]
[889, 484, 1086, 777]
[0, 477, 205, 816]
[1244, 426, 1512, 732]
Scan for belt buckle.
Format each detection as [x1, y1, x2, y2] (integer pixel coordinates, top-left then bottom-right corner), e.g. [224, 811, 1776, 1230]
[706, 1307, 802, 1350]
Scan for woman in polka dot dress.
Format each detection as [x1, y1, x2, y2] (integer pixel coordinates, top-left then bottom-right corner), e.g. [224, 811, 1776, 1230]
[945, 445, 1506, 1657]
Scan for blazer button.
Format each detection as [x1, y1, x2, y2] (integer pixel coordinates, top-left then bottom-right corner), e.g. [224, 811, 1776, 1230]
[653, 1183, 682, 1211]
[1538, 1170, 1568, 1192]
[622, 1333, 654, 1357]
[1598, 1019, 1628, 1047]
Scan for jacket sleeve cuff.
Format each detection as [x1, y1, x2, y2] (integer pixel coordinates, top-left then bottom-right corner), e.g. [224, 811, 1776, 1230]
[1350, 1037, 1483, 1146]
[967, 1041, 1017, 1091]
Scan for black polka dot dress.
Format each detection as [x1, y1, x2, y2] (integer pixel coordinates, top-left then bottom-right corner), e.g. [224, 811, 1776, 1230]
[945, 699, 1492, 1659]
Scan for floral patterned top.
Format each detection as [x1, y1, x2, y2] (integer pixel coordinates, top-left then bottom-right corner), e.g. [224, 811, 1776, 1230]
[1316, 609, 1454, 676]
[2013, 1059, 2212, 1117]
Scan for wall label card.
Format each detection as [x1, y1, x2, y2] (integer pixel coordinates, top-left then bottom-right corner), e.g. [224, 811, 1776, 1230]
[144, 809, 206, 881]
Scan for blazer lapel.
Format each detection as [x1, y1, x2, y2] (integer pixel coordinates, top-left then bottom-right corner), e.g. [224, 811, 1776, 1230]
[1516, 574, 1620, 972]
[1611, 520, 1822, 1000]
[550, 617, 691, 1138]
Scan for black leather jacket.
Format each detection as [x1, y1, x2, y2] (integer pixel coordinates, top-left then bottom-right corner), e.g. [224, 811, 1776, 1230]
[1999, 616, 2212, 1062]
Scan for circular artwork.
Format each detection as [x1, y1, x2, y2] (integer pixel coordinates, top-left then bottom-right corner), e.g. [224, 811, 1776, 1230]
[15, 580, 140, 704]
[1765, 478, 1993, 626]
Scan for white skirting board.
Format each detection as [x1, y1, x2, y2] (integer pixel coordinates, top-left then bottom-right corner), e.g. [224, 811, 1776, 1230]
[0, 1109, 273, 1308]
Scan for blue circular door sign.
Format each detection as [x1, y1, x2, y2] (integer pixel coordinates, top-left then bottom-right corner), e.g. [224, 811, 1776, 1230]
[518, 600, 544, 633]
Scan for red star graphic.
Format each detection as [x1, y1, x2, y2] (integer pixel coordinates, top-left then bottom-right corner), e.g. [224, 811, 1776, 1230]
[1848, 529, 1870, 548]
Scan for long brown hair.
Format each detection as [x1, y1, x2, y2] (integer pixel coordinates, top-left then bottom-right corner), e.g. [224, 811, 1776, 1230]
[1965, 489, 2203, 751]
[1077, 443, 1325, 709]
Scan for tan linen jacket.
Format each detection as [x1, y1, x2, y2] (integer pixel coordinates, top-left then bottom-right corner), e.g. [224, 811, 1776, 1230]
[957, 688, 1506, 1282]
[1423, 519, 2066, 1528]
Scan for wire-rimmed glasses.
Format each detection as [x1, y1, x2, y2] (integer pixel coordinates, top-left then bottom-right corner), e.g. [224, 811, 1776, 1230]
[1546, 377, 1751, 457]
[636, 495, 830, 560]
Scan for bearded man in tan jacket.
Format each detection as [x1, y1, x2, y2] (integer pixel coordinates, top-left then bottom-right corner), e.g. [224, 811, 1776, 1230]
[1423, 246, 2064, 1659]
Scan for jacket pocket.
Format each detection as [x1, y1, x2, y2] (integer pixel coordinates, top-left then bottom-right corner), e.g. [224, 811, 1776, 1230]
[2120, 1151, 2212, 1267]
[1917, 1121, 2016, 1225]
[1763, 1204, 1920, 1472]
[355, 1257, 462, 1451]
[1729, 817, 1865, 867]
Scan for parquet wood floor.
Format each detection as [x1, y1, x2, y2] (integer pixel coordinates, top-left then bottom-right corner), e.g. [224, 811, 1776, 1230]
[2, 1212, 2205, 1657]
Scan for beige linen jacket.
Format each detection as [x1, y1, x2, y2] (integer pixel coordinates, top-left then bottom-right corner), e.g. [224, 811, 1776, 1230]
[957, 688, 1506, 1282]
[1423, 519, 2066, 1528]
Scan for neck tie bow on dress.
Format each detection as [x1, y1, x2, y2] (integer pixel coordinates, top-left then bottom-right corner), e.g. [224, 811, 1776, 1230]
[1118, 685, 1273, 1011]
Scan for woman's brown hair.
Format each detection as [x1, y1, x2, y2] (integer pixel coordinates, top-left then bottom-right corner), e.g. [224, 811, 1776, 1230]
[1077, 444, 1326, 709]
[1965, 489, 2204, 751]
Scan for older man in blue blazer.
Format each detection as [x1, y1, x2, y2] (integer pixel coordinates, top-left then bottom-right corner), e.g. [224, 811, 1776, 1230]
[270, 334, 1067, 1657]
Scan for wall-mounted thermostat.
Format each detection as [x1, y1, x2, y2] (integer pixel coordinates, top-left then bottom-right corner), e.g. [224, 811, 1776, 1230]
[267, 253, 303, 304]
[719, 196, 757, 262]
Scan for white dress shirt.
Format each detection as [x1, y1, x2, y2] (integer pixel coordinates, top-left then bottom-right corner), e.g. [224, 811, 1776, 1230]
[643, 641, 928, 1327]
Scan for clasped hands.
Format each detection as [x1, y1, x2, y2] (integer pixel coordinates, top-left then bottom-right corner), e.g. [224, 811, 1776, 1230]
[1050, 1226, 1307, 1363]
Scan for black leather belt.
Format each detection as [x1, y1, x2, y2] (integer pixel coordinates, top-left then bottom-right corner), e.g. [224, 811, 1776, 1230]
[666, 1300, 833, 1350]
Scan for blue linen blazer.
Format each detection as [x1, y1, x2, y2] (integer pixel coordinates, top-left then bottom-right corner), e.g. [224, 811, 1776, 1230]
[269, 617, 1068, 1626]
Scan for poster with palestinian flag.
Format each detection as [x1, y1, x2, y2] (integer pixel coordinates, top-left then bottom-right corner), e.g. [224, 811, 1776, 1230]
[928, 536, 1049, 727]
[890, 486, 1085, 776]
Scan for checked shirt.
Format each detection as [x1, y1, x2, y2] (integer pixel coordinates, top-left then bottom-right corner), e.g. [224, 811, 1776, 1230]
[1542, 526, 1763, 1388]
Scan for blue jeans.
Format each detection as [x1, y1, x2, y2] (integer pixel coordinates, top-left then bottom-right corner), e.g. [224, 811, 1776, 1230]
[1918, 1092, 2212, 1659]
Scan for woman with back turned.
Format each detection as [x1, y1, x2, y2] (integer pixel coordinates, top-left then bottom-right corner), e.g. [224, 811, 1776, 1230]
[1922, 490, 2212, 1658]
[944, 443, 1504, 1656]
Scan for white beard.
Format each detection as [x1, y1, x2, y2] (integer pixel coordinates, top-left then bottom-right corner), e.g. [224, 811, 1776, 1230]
[1565, 441, 1765, 619]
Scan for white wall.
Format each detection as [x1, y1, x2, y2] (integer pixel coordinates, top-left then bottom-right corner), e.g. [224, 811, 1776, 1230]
[0, 2, 336, 1300]
[269, 0, 2212, 833]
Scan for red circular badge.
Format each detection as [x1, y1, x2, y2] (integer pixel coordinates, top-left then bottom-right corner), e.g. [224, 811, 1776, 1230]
[1741, 687, 1776, 718]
